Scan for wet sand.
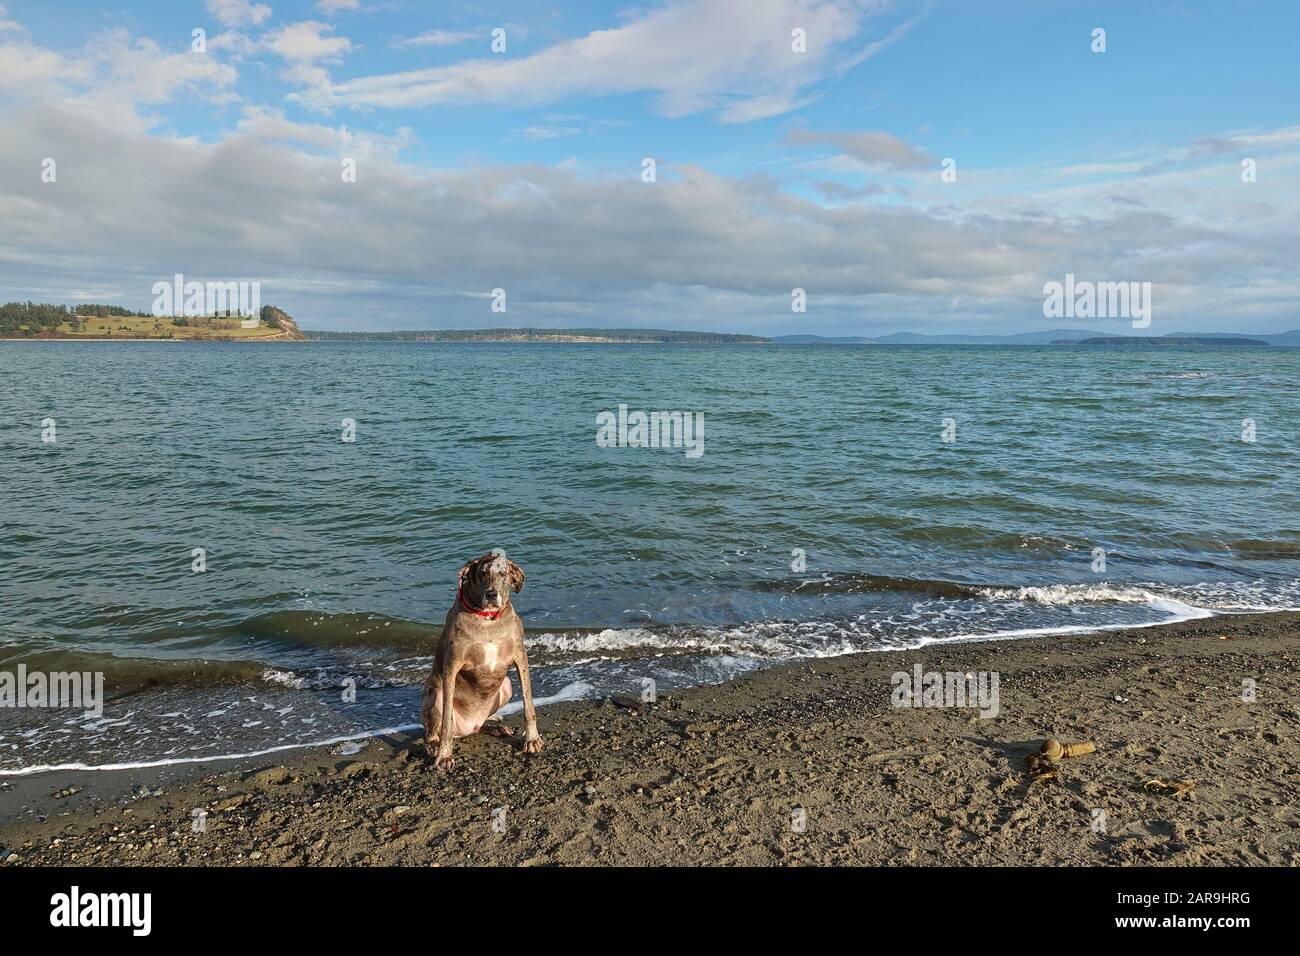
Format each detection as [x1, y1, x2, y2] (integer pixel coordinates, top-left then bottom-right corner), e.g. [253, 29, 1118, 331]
[3, 611, 1298, 866]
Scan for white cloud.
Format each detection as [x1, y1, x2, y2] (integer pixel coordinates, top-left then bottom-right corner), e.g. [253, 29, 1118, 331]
[316, 0, 359, 12]
[0, 27, 237, 107]
[514, 125, 584, 141]
[314, 0, 904, 122]
[235, 105, 414, 159]
[95, 30, 238, 105]
[206, 29, 260, 57]
[786, 128, 932, 169]
[264, 20, 351, 61]
[253, 20, 352, 101]
[0, 41, 89, 88]
[814, 179, 885, 201]
[0, 26, 239, 151]
[395, 29, 478, 49]
[0, 2, 24, 35]
[1187, 125, 1300, 157]
[205, 0, 272, 29]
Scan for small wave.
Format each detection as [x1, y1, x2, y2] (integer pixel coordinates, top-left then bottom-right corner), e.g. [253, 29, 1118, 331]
[0, 724, 422, 777]
[530, 627, 712, 656]
[910, 599, 1213, 649]
[261, 669, 308, 690]
[977, 583, 1169, 605]
[1164, 579, 1300, 612]
[975, 580, 1300, 615]
[255, 665, 422, 691]
[759, 572, 981, 599]
[234, 610, 440, 652]
[0, 644, 269, 694]
[1229, 538, 1300, 557]
[498, 680, 594, 716]
[529, 623, 848, 661]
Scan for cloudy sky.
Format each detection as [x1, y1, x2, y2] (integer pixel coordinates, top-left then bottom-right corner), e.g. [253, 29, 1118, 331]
[0, 0, 1296, 335]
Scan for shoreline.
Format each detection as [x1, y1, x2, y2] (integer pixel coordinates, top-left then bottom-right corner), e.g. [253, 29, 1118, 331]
[3, 609, 1298, 865]
[0, 597, 1224, 780]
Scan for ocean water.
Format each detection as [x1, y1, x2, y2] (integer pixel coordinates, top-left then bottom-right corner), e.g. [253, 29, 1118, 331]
[2, 342, 1298, 773]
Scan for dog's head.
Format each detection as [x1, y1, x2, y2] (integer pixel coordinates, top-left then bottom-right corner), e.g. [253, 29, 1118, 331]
[458, 551, 525, 613]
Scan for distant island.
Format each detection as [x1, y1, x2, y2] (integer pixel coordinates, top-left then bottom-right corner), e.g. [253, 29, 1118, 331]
[772, 334, 873, 344]
[304, 327, 767, 343]
[0, 302, 306, 341]
[1058, 336, 1269, 347]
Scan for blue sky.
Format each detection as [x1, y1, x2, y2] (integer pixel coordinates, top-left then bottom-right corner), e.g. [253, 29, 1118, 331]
[1, 0, 1297, 334]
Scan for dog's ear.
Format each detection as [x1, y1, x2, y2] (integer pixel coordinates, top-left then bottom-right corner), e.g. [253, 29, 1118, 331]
[507, 559, 525, 593]
[458, 556, 479, 588]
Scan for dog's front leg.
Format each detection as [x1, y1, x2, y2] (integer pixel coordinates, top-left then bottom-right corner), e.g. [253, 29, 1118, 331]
[514, 642, 544, 754]
[435, 656, 463, 770]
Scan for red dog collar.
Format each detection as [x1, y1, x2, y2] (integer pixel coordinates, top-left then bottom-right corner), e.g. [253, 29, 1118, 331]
[458, 587, 505, 621]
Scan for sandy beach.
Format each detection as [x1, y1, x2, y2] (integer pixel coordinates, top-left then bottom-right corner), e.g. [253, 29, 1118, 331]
[2, 610, 1297, 866]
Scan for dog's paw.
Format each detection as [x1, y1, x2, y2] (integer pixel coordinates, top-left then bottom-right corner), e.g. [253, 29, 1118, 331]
[523, 735, 544, 754]
[434, 752, 457, 771]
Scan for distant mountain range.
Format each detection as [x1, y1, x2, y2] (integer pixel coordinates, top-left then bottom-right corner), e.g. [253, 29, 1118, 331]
[773, 329, 1300, 346]
[1064, 336, 1269, 347]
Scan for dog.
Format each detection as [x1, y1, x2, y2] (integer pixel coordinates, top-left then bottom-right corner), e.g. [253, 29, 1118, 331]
[421, 551, 543, 770]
